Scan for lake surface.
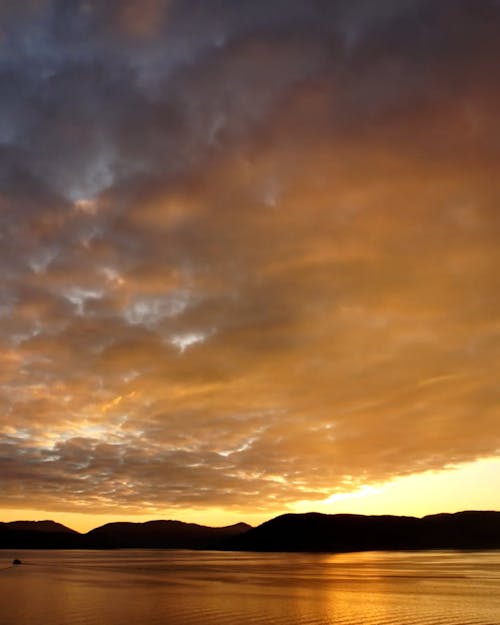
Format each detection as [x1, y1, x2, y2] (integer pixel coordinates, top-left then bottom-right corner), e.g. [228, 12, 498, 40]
[1, 549, 499, 625]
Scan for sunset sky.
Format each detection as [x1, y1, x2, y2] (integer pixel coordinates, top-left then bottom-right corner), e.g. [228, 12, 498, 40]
[1, 0, 500, 533]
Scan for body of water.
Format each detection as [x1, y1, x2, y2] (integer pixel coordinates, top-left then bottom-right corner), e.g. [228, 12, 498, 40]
[1, 549, 499, 624]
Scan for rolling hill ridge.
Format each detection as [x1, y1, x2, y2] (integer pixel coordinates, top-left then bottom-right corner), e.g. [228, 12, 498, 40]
[2, 511, 500, 552]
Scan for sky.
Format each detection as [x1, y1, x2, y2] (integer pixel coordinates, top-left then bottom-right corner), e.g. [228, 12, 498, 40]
[1, 0, 500, 533]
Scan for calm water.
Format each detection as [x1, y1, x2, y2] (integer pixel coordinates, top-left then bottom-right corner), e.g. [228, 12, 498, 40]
[1, 549, 499, 625]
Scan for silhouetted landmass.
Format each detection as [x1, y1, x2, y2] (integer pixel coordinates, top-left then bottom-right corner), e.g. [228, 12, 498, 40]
[1, 512, 500, 551]
[85, 520, 252, 549]
[0, 519, 250, 550]
[7, 520, 78, 534]
[0, 521, 84, 549]
[223, 511, 500, 552]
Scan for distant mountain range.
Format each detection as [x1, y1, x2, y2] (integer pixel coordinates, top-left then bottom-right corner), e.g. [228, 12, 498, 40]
[223, 511, 500, 552]
[5, 520, 78, 534]
[85, 520, 251, 549]
[0, 519, 251, 550]
[0, 520, 85, 549]
[1, 511, 500, 552]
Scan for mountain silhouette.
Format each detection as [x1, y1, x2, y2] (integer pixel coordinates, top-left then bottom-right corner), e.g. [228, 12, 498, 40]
[223, 511, 500, 552]
[0, 519, 250, 549]
[7, 520, 78, 534]
[0, 521, 83, 549]
[85, 520, 252, 549]
[2, 511, 500, 551]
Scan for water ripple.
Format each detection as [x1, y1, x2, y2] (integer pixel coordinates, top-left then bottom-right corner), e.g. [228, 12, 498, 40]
[1, 550, 500, 625]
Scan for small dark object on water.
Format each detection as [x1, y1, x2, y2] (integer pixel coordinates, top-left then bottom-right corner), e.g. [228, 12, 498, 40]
[12, 559, 22, 565]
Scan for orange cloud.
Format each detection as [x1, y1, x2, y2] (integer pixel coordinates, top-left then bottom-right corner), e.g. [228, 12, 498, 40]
[1, 0, 499, 521]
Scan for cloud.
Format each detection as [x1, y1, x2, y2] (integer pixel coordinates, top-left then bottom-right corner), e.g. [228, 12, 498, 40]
[1, 0, 500, 515]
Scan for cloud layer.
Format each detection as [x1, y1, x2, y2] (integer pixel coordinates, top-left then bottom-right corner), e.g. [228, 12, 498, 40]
[1, 0, 500, 515]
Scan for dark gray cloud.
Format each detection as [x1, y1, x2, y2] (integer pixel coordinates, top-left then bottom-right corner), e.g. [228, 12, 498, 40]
[1, 0, 500, 516]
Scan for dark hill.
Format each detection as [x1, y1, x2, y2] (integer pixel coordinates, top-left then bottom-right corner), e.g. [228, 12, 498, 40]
[8, 520, 78, 534]
[0, 521, 83, 549]
[3, 512, 499, 552]
[420, 511, 500, 549]
[85, 520, 252, 549]
[223, 511, 500, 552]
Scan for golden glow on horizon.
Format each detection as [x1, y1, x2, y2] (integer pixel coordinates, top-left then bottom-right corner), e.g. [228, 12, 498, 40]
[3, 458, 500, 533]
[292, 457, 500, 518]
